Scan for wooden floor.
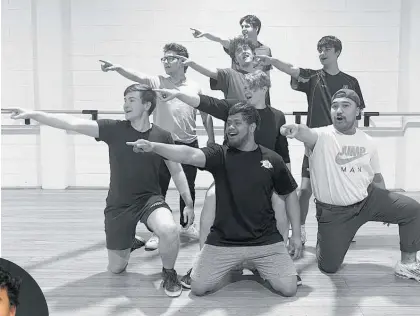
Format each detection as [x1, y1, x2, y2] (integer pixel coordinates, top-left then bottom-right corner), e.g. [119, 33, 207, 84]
[2, 189, 420, 316]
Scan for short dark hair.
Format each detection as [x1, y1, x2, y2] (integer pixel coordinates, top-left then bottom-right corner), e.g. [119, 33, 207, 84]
[228, 36, 257, 61]
[163, 43, 189, 72]
[317, 36, 342, 55]
[0, 267, 21, 307]
[123, 84, 157, 115]
[228, 102, 261, 129]
[239, 15, 262, 34]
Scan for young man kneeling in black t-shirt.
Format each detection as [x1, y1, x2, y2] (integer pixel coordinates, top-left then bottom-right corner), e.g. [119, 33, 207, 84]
[10, 84, 194, 298]
[128, 103, 302, 297]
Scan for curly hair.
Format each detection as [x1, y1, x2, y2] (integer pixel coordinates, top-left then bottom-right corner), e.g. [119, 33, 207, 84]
[227, 36, 257, 61]
[244, 70, 271, 90]
[0, 267, 21, 307]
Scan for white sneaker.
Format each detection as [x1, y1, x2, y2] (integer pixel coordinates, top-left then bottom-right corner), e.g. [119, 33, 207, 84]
[301, 225, 307, 245]
[395, 261, 420, 282]
[180, 223, 199, 240]
[145, 233, 159, 251]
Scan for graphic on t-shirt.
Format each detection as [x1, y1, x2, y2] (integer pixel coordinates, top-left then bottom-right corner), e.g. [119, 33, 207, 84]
[261, 160, 273, 169]
[335, 145, 367, 165]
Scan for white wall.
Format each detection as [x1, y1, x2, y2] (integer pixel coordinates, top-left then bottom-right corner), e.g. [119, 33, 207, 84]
[2, 0, 420, 190]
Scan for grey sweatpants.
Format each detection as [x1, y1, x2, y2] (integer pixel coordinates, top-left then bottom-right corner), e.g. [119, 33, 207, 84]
[191, 242, 297, 294]
[316, 184, 420, 273]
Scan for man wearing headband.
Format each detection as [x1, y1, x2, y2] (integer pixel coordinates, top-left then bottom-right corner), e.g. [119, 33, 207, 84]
[280, 88, 420, 281]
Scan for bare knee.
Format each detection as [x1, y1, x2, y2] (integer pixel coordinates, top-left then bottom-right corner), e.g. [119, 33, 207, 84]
[269, 276, 298, 297]
[155, 221, 178, 242]
[107, 249, 130, 274]
[108, 261, 128, 274]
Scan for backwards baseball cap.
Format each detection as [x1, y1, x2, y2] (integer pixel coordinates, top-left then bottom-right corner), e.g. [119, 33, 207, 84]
[331, 89, 361, 107]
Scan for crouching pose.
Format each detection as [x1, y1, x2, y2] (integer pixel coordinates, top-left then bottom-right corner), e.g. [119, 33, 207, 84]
[10, 84, 195, 297]
[128, 102, 302, 296]
[281, 88, 420, 280]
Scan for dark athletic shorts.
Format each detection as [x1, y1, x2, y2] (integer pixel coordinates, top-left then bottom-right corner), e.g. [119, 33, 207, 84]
[301, 155, 310, 178]
[104, 195, 171, 250]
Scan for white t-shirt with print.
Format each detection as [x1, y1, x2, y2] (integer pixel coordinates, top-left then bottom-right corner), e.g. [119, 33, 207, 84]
[308, 125, 381, 206]
[143, 75, 201, 144]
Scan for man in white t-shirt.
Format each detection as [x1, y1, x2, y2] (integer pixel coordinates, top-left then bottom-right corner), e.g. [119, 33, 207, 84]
[100, 43, 215, 251]
[280, 89, 420, 281]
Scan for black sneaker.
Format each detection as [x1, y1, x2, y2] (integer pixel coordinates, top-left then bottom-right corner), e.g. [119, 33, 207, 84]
[130, 236, 146, 253]
[162, 268, 182, 297]
[297, 275, 302, 286]
[180, 268, 192, 289]
[250, 268, 261, 278]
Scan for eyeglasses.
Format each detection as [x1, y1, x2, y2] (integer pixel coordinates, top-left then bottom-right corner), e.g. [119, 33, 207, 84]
[160, 56, 179, 63]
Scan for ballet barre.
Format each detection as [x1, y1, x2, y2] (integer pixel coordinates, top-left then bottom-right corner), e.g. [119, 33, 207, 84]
[2, 109, 420, 127]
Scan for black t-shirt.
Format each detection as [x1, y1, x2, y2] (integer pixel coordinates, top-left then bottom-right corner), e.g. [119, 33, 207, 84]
[197, 95, 290, 163]
[291, 68, 366, 128]
[95, 120, 174, 208]
[201, 143, 298, 246]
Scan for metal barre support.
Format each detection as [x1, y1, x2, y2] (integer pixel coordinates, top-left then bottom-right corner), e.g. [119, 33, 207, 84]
[82, 110, 98, 121]
[292, 111, 308, 124]
[363, 112, 380, 127]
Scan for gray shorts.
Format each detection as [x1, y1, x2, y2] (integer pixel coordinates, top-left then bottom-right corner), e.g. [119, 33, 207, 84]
[191, 242, 297, 290]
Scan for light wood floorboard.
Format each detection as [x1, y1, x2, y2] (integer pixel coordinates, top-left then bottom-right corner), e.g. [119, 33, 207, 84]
[2, 189, 420, 316]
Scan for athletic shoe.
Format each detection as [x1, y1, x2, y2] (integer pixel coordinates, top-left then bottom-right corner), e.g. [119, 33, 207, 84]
[297, 275, 303, 286]
[250, 268, 261, 278]
[130, 236, 145, 253]
[180, 268, 192, 289]
[162, 268, 182, 297]
[145, 233, 159, 251]
[180, 223, 199, 240]
[395, 261, 420, 282]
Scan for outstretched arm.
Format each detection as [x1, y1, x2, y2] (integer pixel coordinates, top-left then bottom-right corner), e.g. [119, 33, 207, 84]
[100, 60, 154, 84]
[190, 28, 230, 49]
[280, 124, 318, 151]
[174, 55, 218, 79]
[153, 89, 233, 122]
[10, 108, 99, 138]
[127, 140, 206, 168]
[154, 88, 200, 108]
[200, 112, 215, 144]
[255, 55, 300, 79]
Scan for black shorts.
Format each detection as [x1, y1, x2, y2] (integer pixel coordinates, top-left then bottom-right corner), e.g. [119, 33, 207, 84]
[104, 195, 171, 250]
[301, 155, 310, 178]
